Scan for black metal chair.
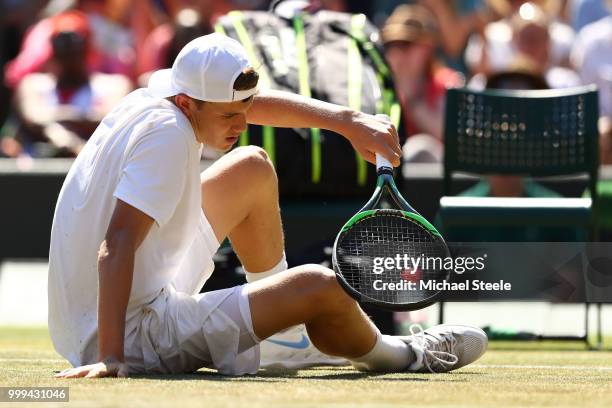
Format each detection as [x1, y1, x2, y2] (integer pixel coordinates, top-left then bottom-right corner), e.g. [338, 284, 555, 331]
[438, 85, 603, 348]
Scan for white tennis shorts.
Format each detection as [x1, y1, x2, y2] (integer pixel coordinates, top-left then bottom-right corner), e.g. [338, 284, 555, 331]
[124, 211, 260, 376]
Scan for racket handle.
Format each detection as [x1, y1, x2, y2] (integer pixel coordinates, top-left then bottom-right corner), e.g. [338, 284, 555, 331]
[374, 114, 393, 172]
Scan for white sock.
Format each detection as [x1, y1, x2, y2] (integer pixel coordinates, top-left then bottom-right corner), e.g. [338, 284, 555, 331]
[244, 253, 288, 283]
[350, 331, 414, 372]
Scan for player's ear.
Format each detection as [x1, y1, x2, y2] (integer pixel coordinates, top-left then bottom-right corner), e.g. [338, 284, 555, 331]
[174, 93, 194, 118]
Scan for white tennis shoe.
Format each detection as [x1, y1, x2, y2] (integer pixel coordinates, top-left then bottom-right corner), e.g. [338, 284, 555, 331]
[259, 324, 349, 369]
[401, 324, 488, 373]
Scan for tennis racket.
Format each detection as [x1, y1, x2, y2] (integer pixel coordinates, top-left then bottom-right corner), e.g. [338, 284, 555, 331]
[332, 114, 450, 311]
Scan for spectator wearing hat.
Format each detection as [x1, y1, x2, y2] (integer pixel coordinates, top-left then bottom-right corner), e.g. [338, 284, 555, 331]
[382, 4, 463, 163]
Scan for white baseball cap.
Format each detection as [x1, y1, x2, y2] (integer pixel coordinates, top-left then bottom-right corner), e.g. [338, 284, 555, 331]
[148, 33, 258, 102]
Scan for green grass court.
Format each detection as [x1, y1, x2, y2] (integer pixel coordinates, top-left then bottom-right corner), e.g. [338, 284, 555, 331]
[2, 327, 611, 407]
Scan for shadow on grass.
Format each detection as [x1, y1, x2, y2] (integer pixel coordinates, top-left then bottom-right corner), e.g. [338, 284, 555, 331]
[130, 371, 280, 383]
[256, 367, 433, 381]
[130, 368, 454, 382]
[279, 372, 429, 381]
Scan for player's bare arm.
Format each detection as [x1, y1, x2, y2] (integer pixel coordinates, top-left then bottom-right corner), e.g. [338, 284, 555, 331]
[55, 200, 153, 379]
[246, 89, 402, 167]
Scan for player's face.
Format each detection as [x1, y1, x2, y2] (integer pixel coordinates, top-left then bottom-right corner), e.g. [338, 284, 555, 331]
[189, 97, 254, 151]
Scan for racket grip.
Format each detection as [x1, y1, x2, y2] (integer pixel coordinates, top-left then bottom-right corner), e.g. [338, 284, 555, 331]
[374, 114, 393, 171]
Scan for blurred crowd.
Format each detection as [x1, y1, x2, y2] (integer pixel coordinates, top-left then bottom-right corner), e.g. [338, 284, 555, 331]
[0, 0, 610, 164]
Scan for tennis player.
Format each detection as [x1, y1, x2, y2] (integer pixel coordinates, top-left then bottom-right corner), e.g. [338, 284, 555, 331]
[50, 33, 487, 378]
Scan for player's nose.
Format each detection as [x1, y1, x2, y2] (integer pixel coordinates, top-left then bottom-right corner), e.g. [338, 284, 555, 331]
[233, 114, 247, 134]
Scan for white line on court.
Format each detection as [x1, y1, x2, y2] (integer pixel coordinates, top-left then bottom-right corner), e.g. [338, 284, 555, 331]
[473, 364, 612, 371]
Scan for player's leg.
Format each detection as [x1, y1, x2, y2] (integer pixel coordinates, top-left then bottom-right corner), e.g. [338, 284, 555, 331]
[247, 264, 417, 372]
[141, 262, 485, 375]
[246, 264, 487, 373]
[200, 145, 284, 273]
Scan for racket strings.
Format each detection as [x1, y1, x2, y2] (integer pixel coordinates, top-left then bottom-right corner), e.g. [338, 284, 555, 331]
[336, 211, 449, 305]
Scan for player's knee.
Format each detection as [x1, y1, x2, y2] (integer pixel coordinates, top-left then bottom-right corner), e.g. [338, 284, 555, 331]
[200, 146, 276, 192]
[299, 265, 355, 313]
[232, 146, 275, 183]
[234, 145, 269, 162]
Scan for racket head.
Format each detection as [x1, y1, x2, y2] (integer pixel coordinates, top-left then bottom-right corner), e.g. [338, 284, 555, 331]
[332, 208, 450, 311]
[333, 168, 450, 311]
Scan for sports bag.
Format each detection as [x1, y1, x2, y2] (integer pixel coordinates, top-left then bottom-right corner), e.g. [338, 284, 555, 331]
[215, 8, 403, 197]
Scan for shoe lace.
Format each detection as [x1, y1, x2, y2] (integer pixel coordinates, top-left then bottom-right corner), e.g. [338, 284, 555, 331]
[409, 324, 459, 373]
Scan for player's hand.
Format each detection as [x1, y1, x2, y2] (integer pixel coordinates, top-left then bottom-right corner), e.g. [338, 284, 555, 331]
[345, 112, 402, 167]
[54, 358, 128, 379]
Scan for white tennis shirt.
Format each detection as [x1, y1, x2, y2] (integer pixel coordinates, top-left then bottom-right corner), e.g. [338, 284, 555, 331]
[48, 89, 204, 366]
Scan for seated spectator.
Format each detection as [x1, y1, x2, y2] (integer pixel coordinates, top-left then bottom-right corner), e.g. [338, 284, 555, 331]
[512, 3, 581, 88]
[571, 12, 612, 236]
[0, 0, 49, 127]
[465, 0, 575, 75]
[571, 13, 612, 164]
[382, 4, 463, 163]
[5, 11, 131, 158]
[469, 3, 581, 90]
[4, 0, 135, 89]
